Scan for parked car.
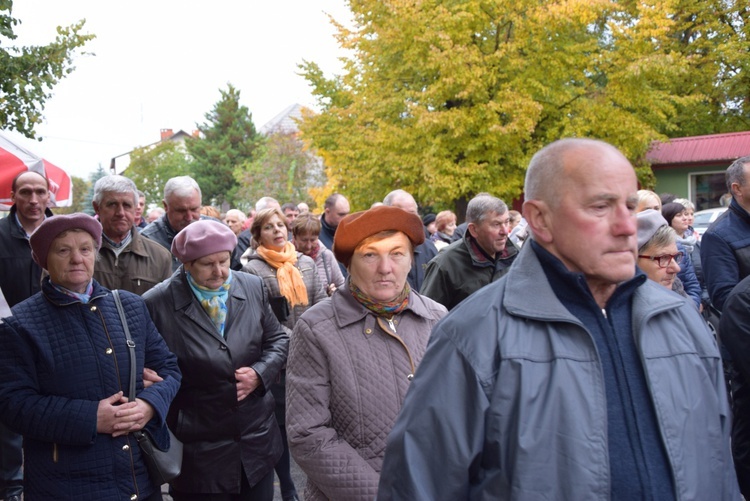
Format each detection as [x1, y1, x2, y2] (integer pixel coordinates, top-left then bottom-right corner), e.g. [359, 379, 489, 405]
[693, 207, 727, 235]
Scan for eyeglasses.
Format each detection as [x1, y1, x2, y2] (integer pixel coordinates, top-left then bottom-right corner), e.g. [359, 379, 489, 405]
[638, 252, 684, 268]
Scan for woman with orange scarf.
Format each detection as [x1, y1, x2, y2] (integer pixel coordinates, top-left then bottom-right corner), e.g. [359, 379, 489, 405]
[242, 207, 326, 501]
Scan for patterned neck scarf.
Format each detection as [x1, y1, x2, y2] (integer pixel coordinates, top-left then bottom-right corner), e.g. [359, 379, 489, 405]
[50, 280, 95, 303]
[187, 270, 233, 337]
[348, 276, 410, 318]
[256, 242, 309, 307]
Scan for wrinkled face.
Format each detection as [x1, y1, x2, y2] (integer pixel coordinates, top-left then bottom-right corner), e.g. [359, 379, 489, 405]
[670, 210, 690, 235]
[165, 190, 201, 232]
[94, 191, 135, 241]
[224, 214, 243, 235]
[184, 251, 231, 290]
[638, 242, 681, 289]
[259, 214, 288, 249]
[325, 198, 350, 227]
[11, 172, 49, 225]
[284, 208, 300, 224]
[543, 146, 638, 292]
[136, 196, 146, 220]
[349, 232, 412, 302]
[46, 230, 97, 293]
[468, 211, 510, 257]
[293, 231, 319, 256]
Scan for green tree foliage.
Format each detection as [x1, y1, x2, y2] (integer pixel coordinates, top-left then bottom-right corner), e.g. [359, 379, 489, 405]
[234, 128, 324, 210]
[0, 0, 94, 138]
[123, 140, 192, 206]
[187, 84, 261, 206]
[52, 175, 89, 214]
[300, 0, 749, 211]
[82, 165, 107, 215]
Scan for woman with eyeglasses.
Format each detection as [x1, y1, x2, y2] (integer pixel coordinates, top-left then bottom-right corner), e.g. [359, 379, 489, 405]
[636, 210, 688, 297]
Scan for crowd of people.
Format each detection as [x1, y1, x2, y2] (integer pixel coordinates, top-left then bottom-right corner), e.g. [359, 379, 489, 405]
[0, 139, 748, 500]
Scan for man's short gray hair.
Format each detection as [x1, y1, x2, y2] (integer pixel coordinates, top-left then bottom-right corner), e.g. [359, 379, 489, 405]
[164, 176, 201, 201]
[256, 196, 279, 212]
[383, 189, 411, 207]
[93, 175, 138, 206]
[466, 193, 507, 224]
[525, 138, 616, 208]
[726, 156, 750, 194]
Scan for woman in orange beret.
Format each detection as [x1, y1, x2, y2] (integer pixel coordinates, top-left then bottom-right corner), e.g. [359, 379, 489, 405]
[285, 205, 448, 501]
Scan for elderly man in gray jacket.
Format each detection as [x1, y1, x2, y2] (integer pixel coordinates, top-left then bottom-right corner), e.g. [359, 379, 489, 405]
[378, 138, 739, 500]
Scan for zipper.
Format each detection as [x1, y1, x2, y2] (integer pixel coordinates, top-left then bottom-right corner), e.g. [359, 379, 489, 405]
[387, 317, 396, 333]
[53, 443, 58, 462]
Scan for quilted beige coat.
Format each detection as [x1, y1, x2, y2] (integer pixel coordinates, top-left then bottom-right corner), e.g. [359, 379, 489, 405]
[286, 283, 447, 500]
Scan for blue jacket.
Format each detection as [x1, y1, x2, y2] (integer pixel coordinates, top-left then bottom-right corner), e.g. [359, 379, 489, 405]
[701, 198, 750, 311]
[0, 279, 181, 500]
[379, 243, 739, 500]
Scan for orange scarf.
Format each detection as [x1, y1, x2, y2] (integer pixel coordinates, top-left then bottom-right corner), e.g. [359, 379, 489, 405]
[256, 242, 309, 307]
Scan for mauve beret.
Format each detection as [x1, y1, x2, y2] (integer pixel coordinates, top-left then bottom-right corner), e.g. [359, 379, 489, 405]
[637, 209, 669, 250]
[30, 213, 102, 270]
[333, 205, 425, 268]
[171, 219, 237, 263]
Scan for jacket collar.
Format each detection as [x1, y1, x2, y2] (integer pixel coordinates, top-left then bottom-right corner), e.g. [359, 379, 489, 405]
[462, 231, 519, 268]
[41, 276, 108, 306]
[502, 241, 675, 322]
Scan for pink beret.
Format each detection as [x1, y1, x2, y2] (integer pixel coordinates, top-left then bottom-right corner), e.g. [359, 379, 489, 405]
[29, 213, 102, 270]
[171, 219, 238, 263]
[333, 206, 425, 268]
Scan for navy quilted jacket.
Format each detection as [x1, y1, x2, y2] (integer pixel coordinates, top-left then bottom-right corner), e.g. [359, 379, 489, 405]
[0, 278, 181, 501]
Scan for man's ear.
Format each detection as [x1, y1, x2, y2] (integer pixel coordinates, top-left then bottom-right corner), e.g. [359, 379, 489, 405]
[162, 199, 168, 210]
[467, 222, 478, 239]
[523, 200, 553, 244]
[92, 201, 100, 216]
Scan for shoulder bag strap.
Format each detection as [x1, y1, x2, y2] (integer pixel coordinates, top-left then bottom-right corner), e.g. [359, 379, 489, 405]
[112, 289, 137, 403]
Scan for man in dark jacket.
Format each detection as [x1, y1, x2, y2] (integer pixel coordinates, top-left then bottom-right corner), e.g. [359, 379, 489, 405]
[92, 175, 172, 295]
[0, 170, 52, 501]
[720, 276, 750, 496]
[383, 189, 438, 292]
[420, 193, 519, 310]
[701, 155, 750, 312]
[378, 138, 738, 500]
[142, 175, 204, 271]
[319, 193, 350, 277]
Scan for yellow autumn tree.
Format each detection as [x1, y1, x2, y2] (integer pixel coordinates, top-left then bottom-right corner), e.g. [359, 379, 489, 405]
[300, 0, 748, 213]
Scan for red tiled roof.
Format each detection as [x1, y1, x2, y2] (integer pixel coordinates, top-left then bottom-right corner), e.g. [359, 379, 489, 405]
[647, 130, 750, 166]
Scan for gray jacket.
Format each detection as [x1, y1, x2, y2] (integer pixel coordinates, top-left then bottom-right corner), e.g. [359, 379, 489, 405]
[287, 284, 447, 501]
[378, 244, 739, 500]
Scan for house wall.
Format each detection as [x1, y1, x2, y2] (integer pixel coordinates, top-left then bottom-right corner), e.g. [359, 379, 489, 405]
[653, 163, 728, 210]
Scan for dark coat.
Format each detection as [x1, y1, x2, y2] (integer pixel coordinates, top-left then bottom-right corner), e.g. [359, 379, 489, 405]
[420, 232, 519, 310]
[0, 279, 181, 500]
[0, 205, 54, 308]
[143, 268, 288, 494]
[720, 276, 750, 497]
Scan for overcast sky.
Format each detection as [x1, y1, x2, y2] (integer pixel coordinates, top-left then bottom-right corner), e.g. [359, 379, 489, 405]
[5, 0, 350, 179]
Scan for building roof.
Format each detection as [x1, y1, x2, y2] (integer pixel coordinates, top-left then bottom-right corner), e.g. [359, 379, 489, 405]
[647, 130, 750, 167]
[260, 103, 306, 135]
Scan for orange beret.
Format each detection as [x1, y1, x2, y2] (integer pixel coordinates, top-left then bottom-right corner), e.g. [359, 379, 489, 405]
[333, 206, 425, 268]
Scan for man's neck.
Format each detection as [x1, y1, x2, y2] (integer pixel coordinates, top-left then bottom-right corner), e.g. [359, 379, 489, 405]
[105, 231, 130, 245]
[16, 214, 43, 235]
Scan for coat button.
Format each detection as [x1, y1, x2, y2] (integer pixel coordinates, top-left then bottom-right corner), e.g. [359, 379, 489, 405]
[219, 345, 227, 350]
[365, 328, 372, 335]
[105, 348, 113, 355]
[122, 444, 130, 451]
[407, 374, 414, 381]
[90, 306, 97, 312]
[130, 495, 137, 501]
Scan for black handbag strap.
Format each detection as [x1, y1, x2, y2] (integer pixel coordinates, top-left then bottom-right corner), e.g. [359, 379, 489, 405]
[112, 290, 137, 403]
